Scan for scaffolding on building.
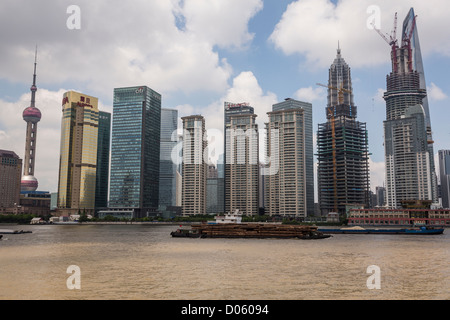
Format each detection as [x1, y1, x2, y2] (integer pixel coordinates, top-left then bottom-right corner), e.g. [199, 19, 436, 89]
[317, 115, 371, 215]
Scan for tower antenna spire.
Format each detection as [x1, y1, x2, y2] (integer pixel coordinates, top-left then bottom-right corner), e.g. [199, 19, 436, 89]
[21, 46, 42, 192]
[30, 45, 38, 108]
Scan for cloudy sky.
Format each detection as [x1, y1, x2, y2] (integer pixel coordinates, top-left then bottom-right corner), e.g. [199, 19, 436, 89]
[0, 0, 449, 198]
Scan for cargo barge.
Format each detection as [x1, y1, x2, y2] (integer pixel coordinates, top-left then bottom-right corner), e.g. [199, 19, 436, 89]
[171, 223, 331, 240]
[318, 226, 444, 235]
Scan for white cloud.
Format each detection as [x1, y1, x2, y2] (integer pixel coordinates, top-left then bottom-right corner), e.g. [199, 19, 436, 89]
[294, 86, 325, 102]
[181, 0, 263, 50]
[374, 88, 386, 103]
[269, 0, 450, 70]
[369, 157, 385, 192]
[0, 0, 262, 100]
[0, 89, 66, 193]
[428, 82, 448, 101]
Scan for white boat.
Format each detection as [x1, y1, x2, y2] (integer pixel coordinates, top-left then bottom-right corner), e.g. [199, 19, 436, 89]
[209, 210, 243, 224]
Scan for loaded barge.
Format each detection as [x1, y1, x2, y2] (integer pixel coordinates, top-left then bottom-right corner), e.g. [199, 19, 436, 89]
[171, 223, 331, 240]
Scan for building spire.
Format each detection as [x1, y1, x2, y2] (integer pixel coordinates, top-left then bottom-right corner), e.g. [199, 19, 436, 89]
[30, 45, 38, 108]
[21, 46, 41, 192]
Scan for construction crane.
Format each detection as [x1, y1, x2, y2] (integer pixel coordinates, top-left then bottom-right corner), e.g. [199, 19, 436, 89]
[316, 82, 353, 213]
[316, 82, 352, 106]
[372, 12, 399, 73]
[403, 14, 417, 73]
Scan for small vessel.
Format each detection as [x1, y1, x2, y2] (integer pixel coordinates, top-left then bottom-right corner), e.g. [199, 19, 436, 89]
[319, 226, 444, 235]
[0, 229, 32, 234]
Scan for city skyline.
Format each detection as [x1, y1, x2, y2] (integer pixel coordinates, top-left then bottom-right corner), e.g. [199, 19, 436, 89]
[0, 1, 449, 197]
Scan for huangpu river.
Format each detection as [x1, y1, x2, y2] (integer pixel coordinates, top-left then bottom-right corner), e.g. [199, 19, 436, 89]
[0, 223, 448, 300]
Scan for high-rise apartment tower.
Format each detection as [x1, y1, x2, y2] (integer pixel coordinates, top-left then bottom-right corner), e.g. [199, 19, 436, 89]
[272, 98, 314, 216]
[265, 106, 308, 217]
[226, 113, 259, 216]
[182, 115, 207, 215]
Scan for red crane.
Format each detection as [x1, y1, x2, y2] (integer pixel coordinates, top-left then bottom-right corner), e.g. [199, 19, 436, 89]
[372, 12, 399, 73]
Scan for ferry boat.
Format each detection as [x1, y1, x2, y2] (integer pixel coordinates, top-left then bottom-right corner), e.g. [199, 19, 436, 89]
[319, 226, 444, 235]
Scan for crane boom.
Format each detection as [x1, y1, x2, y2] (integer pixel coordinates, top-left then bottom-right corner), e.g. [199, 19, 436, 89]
[316, 83, 352, 105]
[372, 12, 399, 73]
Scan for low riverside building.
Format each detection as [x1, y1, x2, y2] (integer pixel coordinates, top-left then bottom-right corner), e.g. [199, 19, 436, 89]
[348, 208, 450, 227]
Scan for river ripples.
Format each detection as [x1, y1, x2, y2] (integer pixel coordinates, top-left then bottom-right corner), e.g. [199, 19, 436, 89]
[0, 224, 448, 300]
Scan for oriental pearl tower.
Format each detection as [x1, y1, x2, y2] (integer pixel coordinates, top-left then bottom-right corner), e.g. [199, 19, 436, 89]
[21, 48, 42, 192]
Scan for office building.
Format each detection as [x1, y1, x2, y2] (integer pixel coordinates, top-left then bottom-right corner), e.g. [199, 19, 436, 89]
[272, 98, 314, 216]
[381, 9, 437, 208]
[95, 111, 111, 210]
[21, 49, 41, 192]
[225, 113, 259, 216]
[206, 164, 225, 214]
[0, 150, 22, 210]
[317, 47, 371, 215]
[159, 109, 178, 209]
[375, 186, 386, 207]
[56, 91, 99, 216]
[109, 86, 161, 217]
[182, 115, 207, 216]
[439, 150, 450, 208]
[265, 108, 307, 217]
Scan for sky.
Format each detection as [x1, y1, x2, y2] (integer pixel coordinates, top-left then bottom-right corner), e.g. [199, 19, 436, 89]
[0, 0, 449, 198]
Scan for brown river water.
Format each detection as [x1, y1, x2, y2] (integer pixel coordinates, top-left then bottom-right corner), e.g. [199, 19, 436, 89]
[0, 224, 448, 300]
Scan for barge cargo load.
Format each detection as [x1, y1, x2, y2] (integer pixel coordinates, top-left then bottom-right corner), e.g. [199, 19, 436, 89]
[171, 223, 331, 240]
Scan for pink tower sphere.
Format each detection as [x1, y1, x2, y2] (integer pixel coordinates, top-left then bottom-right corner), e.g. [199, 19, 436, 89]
[23, 107, 42, 123]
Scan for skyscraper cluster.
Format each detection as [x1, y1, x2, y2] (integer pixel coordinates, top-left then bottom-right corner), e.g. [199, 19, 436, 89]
[3, 7, 450, 219]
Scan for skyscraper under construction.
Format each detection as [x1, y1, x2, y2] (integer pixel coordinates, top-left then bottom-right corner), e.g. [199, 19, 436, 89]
[377, 8, 437, 208]
[317, 47, 371, 215]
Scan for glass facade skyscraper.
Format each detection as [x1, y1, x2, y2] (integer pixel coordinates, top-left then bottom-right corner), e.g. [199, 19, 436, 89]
[159, 108, 178, 209]
[109, 86, 161, 217]
[95, 111, 111, 210]
[438, 150, 450, 209]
